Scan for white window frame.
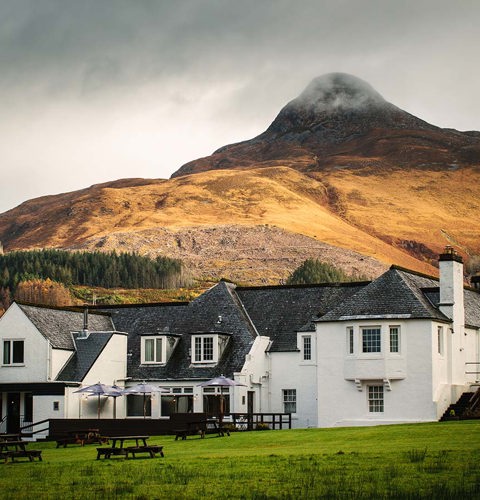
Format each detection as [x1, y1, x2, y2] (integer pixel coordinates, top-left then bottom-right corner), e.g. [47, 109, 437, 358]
[368, 385, 384, 413]
[192, 335, 217, 363]
[389, 326, 400, 353]
[347, 327, 354, 354]
[2, 339, 25, 366]
[302, 335, 312, 361]
[141, 336, 165, 364]
[282, 389, 297, 414]
[362, 327, 381, 353]
[437, 326, 444, 356]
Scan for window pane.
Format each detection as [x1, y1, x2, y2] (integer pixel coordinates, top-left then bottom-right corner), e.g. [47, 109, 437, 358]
[438, 326, 444, 355]
[347, 327, 354, 354]
[127, 395, 151, 417]
[203, 337, 213, 361]
[303, 336, 311, 360]
[283, 389, 296, 413]
[155, 338, 163, 362]
[368, 386, 384, 412]
[194, 337, 202, 361]
[362, 328, 381, 353]
[12, 341, 24, 363]
[389, 327, 399, 353]
[3, 340, 10, 364]
[144, 339, 154, 362]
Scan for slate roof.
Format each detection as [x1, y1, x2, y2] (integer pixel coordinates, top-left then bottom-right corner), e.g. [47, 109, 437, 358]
[318, 266, 454, 322]
[17, 303, 115, 350]
[56, 331, 117, 382]
[99, 281, 258, 380]
[236, 282, 367, 352]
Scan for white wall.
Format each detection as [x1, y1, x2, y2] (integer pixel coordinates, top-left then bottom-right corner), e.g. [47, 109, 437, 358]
[238, 335, 270, 414]
[0, 304, 51, 382]
[50, 348, 73, 381]
[65, 332, 128, 419]
[316, 319, 438, 427]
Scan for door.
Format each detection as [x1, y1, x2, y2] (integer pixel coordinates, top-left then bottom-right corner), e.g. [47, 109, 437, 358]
[7, 392, 21, 434]
[247, 391, 255, 414]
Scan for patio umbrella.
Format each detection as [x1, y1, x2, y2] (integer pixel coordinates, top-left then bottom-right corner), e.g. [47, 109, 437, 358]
[198, 376, 246, 423]
[102, 385, 123, 419]
[74, 382, 122, 419]
[122, 383, 168, 418]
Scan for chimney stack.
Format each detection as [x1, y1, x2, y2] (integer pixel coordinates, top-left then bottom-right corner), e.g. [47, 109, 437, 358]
[438, 245, 464, 322]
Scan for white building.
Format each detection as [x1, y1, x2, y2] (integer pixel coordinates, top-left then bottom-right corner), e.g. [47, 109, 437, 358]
[1, 247, 479, 433]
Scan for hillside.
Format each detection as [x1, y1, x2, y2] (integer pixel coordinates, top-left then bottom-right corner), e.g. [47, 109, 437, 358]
[0, 73, 479, 284]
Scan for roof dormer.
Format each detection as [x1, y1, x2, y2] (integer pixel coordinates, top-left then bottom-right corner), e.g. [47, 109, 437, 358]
[190, 332, 231, 365]
[140, 333, 179, 365]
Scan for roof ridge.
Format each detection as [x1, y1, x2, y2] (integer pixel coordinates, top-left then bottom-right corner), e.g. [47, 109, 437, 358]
[390, 264, 439, 281]
[237, 281, 371, 291]
[17, 301, 111, 317]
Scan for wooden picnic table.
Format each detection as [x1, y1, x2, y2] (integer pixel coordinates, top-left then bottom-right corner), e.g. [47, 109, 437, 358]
[96, 435, 164, 460]
[0, 439, 42, 463]
[56, 429, 107, 448]
[174, 419, 230, 440]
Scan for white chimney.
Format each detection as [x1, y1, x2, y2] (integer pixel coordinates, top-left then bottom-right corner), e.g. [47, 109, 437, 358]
[439, 246, 464, 322]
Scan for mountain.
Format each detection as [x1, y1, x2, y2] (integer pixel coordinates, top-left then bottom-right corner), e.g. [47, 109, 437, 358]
[173, 73, 480, 177]
[0, 73, 479, 285]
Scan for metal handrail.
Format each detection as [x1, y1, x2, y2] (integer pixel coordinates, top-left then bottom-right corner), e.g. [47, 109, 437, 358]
[19, 418, 50, 436]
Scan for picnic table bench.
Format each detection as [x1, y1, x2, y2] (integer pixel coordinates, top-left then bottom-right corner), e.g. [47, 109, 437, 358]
[0, 440, 42, 463]
[96, 436, 164, 460]
[174, 419, 230, 440]
[56, 429, 107, 448]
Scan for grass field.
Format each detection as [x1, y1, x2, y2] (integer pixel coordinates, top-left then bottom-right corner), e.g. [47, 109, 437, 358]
[2, 421, 480, 499]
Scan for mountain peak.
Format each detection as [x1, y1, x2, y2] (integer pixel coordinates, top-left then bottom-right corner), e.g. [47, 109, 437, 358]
[172, 73, 480, 179]
[295, 73, 386, 112]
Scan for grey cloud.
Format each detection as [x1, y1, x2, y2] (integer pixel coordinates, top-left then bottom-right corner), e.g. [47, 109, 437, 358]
[0, 0, 479, 213]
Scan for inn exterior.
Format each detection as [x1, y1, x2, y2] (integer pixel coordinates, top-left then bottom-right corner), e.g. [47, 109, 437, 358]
[1, 248, 479, 436]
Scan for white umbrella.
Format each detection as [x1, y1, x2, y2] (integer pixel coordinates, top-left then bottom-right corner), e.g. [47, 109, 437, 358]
[74, 382, 122, 419]
[122, 383, 168, 418]
[198, 376, 246, 422]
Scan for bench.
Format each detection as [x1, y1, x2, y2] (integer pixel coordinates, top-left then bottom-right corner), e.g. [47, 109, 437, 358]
[125, 445, 164, 459]
[173, 429, 189, 440]
[1, 449, 43, 463]
[96, 447, 126, 459]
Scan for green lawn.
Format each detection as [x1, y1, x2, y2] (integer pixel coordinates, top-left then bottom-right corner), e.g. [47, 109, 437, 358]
[2, 421, 480, 499]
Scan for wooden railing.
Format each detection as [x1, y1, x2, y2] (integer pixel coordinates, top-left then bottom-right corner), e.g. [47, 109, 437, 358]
[229, 413, 292, 431]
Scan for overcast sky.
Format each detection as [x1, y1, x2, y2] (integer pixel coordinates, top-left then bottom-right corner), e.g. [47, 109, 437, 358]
[1, 0, 479, 213]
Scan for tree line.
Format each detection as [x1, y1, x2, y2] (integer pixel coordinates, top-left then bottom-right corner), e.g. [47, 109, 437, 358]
[0, 249, 187, 310]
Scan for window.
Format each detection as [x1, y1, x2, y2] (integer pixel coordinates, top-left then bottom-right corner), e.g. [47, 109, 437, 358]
[127, 395, 151, 417]
[193, 336, 214, 362]
[3, 340, 24, 365]
[142, 337, 163, 364]
[347, 327, 354, 354]
[389, 326, 400, 353]
[437, 326, 444, 355]
[53, 401, 60, 411]
[368, 386, 384, 412]
[282, 389, 296, 413]
[161, 395, 194, 416]
[362, 327, 381, 353]
[302, 336, 311, 360]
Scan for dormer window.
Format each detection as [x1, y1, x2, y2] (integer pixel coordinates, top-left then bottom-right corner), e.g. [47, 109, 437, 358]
[191, 333, 230, 365]
[141, 334, 179, 365]
[195, 336, 213, 362]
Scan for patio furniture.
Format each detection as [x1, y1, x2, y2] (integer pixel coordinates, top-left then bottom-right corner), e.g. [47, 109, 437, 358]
[96, 435, 163, 459]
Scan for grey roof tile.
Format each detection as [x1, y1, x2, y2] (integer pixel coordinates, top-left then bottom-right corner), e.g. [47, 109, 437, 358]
[17, 303, 115, 349]
[56, 331, 115, 382]
[98, 282, 258, 380]
[236, 282, 366, 351]
[318, 267, 449, 322]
